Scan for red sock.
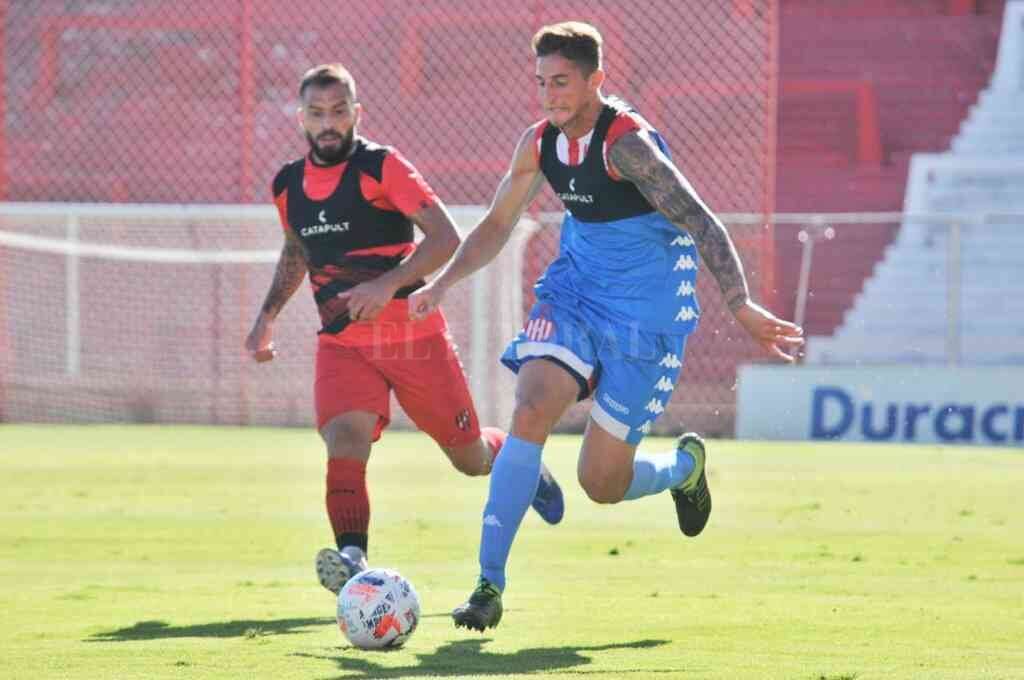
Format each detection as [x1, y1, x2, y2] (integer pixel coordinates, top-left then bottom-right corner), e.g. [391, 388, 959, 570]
[326, 458, 369, 553]
[481, 426, 507, 462]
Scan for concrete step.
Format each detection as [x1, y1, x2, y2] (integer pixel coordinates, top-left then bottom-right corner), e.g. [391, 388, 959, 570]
[806, 333, 1024, 365]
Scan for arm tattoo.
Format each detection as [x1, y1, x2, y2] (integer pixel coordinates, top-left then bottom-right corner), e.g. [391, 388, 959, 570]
[609, 133, 750, 312]
[260, 234, 307, 317]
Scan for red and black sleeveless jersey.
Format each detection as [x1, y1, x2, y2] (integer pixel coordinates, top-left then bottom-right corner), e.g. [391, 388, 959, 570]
[538, 99, 659, 223]
[271, 138, 435, 336]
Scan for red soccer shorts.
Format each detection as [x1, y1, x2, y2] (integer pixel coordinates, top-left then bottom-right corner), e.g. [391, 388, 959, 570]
[314, 329, 480, 448]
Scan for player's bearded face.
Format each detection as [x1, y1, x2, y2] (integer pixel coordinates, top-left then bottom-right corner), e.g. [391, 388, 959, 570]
[300, 82, 359, 164]
[308, 127, 354, 164]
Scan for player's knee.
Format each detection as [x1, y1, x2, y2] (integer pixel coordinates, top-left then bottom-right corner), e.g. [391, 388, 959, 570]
[456, 465, 487, 477]
[456, 462, 488, 477]
[578, 470, 626, 505]
[442, 435, 494, 477]
[322, 419, 373, 460]
[510, 398, 558, 441]
[445, 444, 490, 477]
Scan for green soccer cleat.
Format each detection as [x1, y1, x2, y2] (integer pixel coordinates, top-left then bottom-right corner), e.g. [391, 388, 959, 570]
[452, 578, 503, 632]
[670, 433, 712, 537]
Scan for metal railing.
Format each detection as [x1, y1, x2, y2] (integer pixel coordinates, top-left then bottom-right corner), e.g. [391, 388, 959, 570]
[750, 211, 1024, 367]
[1, 204, 1021, 428]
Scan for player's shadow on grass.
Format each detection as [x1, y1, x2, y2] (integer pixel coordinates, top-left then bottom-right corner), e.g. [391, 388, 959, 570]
[88, 613, 454, 642]
[88, 617, 333, 641]
[295, 638, 677, 678]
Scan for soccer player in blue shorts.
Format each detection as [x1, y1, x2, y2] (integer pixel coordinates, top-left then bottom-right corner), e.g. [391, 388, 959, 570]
[409, 21, 804, 632]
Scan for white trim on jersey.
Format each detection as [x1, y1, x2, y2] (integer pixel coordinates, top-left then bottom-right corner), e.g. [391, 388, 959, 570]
[590, 400, 631, 441]
[555, 129, 593, 166]
[541, 107, 660, 177]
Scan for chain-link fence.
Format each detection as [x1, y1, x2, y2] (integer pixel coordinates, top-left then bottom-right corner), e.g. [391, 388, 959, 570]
[1, 1, 777, 435]
[4, 1, 776, 207]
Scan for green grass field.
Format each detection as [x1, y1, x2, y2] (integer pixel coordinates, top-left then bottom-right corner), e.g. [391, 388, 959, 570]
[1, 425, 1022, 679]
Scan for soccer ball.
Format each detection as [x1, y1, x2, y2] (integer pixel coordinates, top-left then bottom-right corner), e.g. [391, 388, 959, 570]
[336, 568, 420, 649]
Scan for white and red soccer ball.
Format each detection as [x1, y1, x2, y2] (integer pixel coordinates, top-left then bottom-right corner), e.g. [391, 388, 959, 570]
[336, 568, 420, 649]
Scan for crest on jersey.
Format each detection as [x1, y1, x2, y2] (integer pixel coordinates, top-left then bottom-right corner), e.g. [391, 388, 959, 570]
[525, 312, 554, 341]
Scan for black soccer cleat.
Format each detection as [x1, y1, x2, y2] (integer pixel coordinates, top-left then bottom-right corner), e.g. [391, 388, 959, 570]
[670, 433, 712, 537]
[452, 578, 503, 632]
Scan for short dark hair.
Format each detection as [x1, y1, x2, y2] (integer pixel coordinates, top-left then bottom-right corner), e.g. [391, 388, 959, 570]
[298, 63, 357, 101]
[531, 21, 603, 75]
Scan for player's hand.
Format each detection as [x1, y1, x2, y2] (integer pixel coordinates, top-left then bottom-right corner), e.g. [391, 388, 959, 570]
[733, 300, 804, 363]
[245, 314, 278, 363]
[408, 282, 446, 321]
[337, 278, 398, 322]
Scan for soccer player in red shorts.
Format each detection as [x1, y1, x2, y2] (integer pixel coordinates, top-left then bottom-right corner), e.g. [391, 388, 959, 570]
[244, 64, 564, 596]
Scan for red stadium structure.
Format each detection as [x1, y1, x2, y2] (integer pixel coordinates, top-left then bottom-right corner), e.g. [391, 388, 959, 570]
[0, 0, 1005, 434]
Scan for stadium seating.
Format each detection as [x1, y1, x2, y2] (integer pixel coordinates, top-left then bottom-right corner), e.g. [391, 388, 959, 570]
[775, 1, 1004, 336]
[807, 0, 1023, 365]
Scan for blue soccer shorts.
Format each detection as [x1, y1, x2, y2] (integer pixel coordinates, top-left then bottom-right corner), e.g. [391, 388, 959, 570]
[500, 300, 689, 445]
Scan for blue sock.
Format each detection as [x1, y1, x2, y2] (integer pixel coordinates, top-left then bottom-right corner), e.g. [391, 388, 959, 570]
[479, 436, 543, 592]
[622, 448, 695, 501]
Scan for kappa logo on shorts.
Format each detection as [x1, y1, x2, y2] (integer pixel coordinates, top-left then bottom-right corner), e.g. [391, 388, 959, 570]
[645, 398, 665, 415]
[676, 280, 696, 297]
[455, 408, 472, 431]
[675, 305, 698, 322]
[673, 254, 697, 271]
[659, 353, 682, 368]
